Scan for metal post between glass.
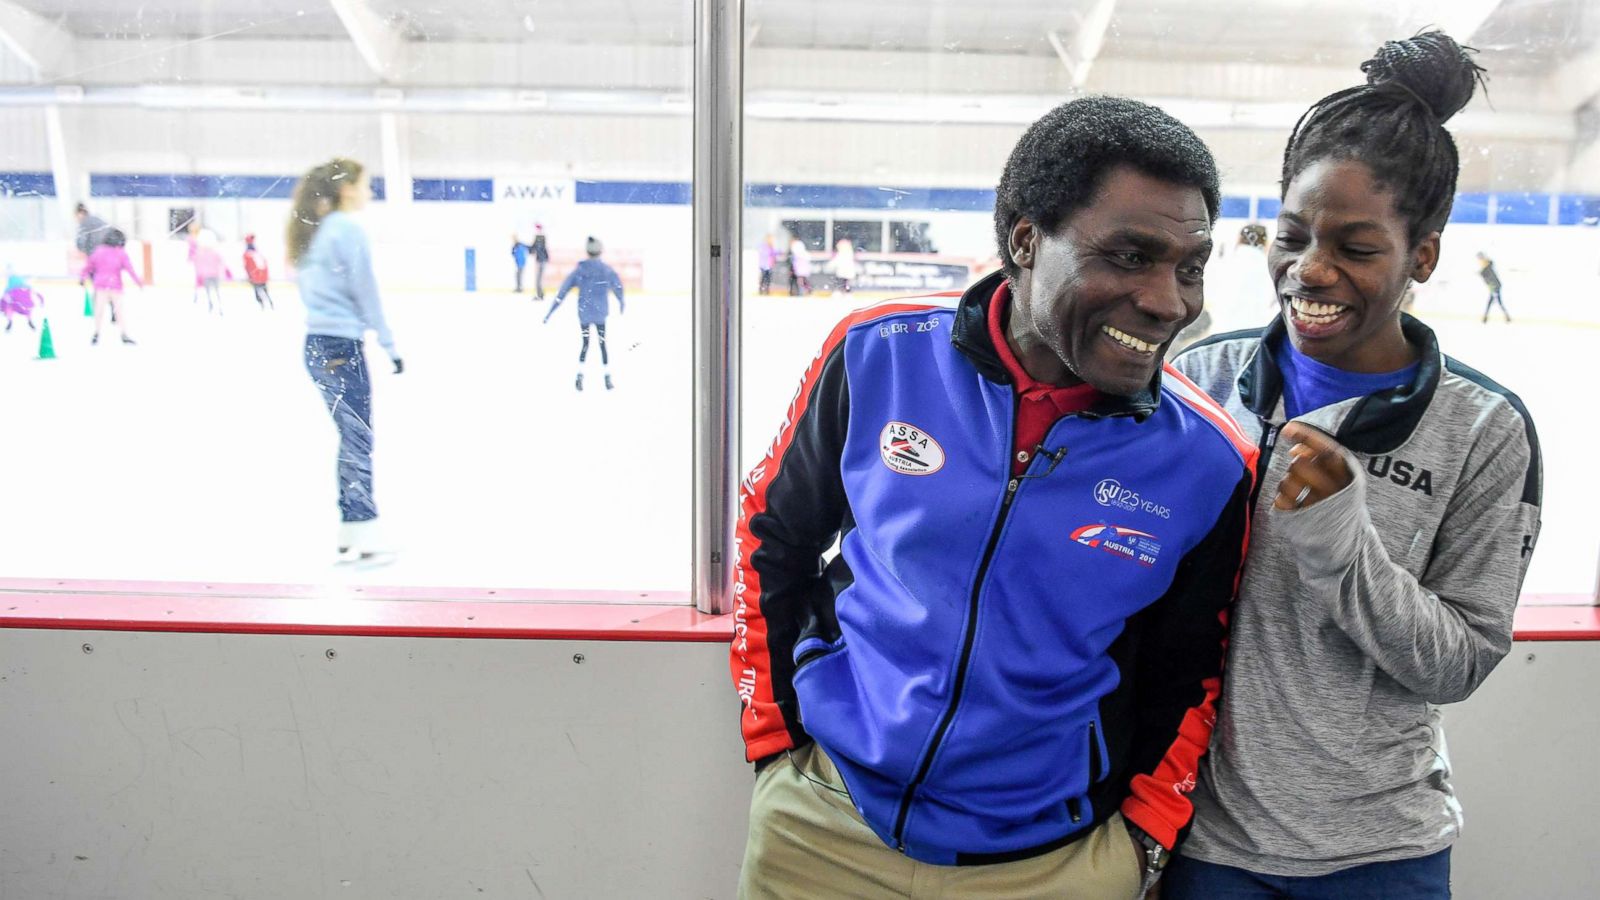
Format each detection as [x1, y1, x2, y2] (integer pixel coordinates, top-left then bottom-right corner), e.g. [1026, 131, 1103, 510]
[693, 0, 743, 615]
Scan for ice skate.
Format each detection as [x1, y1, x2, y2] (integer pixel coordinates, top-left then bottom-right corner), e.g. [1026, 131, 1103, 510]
[575, 372, 584, 391]
[121, 336, 136, 345]
[604, 373, 614, 391]
[336, 519, 394, 565]
[91, 333, 99, 345]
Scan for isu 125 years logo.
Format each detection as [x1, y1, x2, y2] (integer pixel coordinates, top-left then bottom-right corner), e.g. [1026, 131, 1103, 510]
[879, 421, 945, 476]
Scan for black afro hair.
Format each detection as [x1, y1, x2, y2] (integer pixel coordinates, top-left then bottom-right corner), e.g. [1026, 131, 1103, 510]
[993, 96, 1220, 280]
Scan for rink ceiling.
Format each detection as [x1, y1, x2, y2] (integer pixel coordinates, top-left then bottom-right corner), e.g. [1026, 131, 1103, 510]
[7, 0, 1596, 70]
[0, 2, 1591, 198]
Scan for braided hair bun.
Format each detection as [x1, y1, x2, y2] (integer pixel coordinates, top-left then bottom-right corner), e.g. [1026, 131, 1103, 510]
[1280, 30, 1488, 245]
[1360, 31, 1486, 124]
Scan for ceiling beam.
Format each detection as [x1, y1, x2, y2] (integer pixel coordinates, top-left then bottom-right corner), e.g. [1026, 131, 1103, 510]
[1046, 0, 1118, 89]
[0, 0, 74, 81]
[328, 0, 407, 82]
[0, 82, 1572, 143]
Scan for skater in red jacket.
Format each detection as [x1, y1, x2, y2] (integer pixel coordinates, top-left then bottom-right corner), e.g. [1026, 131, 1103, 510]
[243, 234, 273, 310]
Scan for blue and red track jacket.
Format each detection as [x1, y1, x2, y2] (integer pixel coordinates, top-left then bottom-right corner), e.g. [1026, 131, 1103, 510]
[731, 272, 1257, 865]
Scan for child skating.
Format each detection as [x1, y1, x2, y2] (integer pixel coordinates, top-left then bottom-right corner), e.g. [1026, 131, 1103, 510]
[192, 229, 233, 315]
[543, 236, 624, 391]
[81, 228, 141, 345]
[1, 267, 42, 333]
[243, 234, 274, 309]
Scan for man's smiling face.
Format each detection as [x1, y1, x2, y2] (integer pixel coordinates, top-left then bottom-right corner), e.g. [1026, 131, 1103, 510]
[1008, 164, 1213, 397]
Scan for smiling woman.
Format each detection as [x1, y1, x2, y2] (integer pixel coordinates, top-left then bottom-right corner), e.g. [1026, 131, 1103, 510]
[1263, 32, 1487, 378]
[1272, 158, 1436, 373]
[1168, 31, 1544, 900]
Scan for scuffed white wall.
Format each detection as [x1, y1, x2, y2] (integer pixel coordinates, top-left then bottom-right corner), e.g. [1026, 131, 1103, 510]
[0, 628, 750, 900]
[1, 626, 1596, 899]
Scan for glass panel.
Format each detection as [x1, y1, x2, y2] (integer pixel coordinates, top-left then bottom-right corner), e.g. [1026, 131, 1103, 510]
[780, 218, 827, 252]
[889, 220, 938, 254]
[741, 0, 1598, 597]
[831, 220, 884, 253]
[0, 1, 694, 597]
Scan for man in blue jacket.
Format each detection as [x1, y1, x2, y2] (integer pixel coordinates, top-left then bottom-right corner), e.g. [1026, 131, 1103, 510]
[730, 97, 1257, 899]
[543, 236, 623, 391]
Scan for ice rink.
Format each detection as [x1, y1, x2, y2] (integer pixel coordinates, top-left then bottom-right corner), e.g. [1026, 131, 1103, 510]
[2, 266, 1596, 598]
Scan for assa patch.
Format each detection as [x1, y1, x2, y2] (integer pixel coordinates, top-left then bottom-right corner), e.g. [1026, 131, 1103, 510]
[879, 421, 945, 476]
[1071, 524, 1162, 567]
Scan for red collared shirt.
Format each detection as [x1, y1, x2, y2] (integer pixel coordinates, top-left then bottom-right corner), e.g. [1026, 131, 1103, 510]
[986, 281, 1101, 476]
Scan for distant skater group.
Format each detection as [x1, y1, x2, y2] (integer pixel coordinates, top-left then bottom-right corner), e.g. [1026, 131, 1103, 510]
[511, 224, 551, 298]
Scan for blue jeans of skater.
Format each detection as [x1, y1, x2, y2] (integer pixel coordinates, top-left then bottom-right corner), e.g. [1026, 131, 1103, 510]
[305, 335, 376, 523]
[1164, 848, 1450, 900]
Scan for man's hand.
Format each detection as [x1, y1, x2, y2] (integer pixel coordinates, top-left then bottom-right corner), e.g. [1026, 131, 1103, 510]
[1273, 422, 1354, 511]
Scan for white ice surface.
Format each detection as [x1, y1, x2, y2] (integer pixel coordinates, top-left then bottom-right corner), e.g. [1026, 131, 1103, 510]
[1, 275, 1594, 599]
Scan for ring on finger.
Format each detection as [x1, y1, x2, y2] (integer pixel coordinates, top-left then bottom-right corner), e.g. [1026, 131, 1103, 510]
[1293, 485, 1312, 508]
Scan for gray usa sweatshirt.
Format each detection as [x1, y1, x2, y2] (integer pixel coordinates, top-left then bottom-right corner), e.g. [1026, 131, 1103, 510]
[1171, 314, 1542, 877]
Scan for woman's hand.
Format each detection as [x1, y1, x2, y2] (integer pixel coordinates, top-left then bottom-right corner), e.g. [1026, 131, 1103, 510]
[1273, 422, 1354, 511]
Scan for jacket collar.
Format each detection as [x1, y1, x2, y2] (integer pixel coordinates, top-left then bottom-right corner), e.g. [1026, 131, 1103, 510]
[1236, 313, 1443, 454]
[950, 270, 1161, 421]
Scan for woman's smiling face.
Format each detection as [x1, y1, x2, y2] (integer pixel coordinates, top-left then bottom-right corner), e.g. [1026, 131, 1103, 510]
[1270, 158, 1439, 373]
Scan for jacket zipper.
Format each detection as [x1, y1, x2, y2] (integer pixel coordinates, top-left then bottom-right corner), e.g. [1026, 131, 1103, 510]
[1249, 421, 1280, 510]
[890, 417, 1028, 852]
[1088, 720, 1104, 782]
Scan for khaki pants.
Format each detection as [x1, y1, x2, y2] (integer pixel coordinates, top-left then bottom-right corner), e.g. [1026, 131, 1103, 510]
[739, 743, 1144, 900]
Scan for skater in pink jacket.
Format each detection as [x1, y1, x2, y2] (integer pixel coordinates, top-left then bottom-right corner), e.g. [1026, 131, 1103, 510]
[193, 229, 233, 315]
[81, 228, 141, 345]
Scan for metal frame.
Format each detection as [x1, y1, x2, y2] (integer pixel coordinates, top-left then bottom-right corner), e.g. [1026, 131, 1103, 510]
[692, 0, 742, 615]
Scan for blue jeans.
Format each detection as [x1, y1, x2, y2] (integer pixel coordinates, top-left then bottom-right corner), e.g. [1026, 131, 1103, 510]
[305, 335, 376, 523]
[1164, 849, 1450, 899]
